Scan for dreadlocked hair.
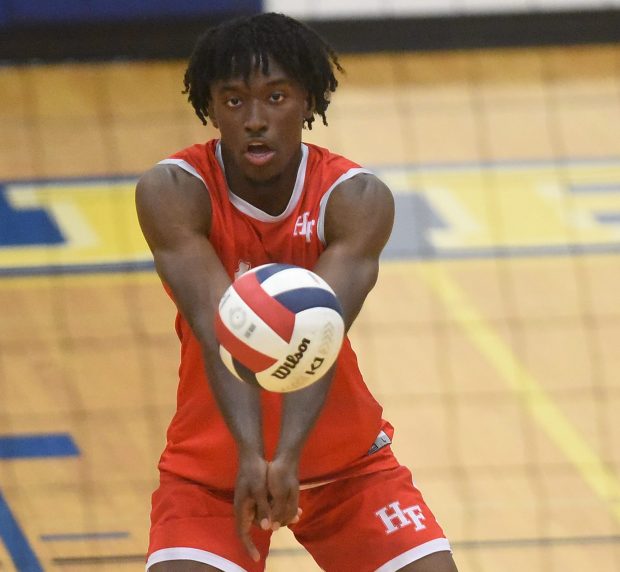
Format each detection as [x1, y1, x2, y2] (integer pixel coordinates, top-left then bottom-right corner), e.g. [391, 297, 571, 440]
[183, 12, 343, 129]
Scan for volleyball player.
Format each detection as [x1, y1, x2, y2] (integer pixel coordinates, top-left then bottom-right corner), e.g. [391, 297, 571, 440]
[136, 12, 458, 572]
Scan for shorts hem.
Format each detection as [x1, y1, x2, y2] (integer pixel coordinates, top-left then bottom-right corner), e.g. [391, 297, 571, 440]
[374, 538, 452, 572]
[146, 547, 248, 572]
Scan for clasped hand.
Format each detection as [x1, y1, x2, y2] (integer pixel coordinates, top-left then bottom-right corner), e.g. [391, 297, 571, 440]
[234, 453, 303, 562]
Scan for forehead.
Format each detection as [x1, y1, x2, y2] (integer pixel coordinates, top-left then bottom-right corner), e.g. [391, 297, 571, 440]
[213, 55, 295, 89]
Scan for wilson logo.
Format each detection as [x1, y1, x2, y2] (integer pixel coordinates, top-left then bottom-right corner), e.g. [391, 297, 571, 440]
[271, 338, 311, 380]
[305, 356, 325, 376]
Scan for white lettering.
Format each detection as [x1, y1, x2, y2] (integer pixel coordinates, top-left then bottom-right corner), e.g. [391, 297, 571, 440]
[402, 504, 426, 531]
[375, 502, 427, 534]
[293, 212, 316, 243]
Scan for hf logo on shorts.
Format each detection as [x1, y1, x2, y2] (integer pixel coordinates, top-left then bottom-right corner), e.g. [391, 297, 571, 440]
[375, 501, 426, 534]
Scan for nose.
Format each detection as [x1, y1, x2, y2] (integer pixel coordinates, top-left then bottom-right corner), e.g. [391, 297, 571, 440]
[244, 99, 267, 134]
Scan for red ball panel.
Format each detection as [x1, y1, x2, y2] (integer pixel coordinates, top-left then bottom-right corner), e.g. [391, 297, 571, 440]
[233, 271, 296, 343]
[214, 311, 277, 372]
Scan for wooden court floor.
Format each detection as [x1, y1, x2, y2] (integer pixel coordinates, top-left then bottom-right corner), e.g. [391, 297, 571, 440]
[1, 44, 620, 571]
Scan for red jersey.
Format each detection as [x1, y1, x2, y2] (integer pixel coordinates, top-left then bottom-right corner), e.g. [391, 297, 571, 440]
[157, 140, 394, 490]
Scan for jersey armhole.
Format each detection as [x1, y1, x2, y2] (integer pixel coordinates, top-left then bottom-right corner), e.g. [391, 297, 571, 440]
[158, 158, 209, 189]
[158, 158, 215, 236]
[317, 168, 374, 246]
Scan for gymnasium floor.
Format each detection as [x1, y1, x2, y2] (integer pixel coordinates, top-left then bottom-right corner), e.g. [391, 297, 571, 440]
[1, 43, 620, 571]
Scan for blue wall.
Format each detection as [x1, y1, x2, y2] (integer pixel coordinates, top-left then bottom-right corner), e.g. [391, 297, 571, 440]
[0, 0, 261, 26]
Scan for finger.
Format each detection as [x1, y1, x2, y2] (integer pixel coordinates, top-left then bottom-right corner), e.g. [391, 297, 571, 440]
[241, 530, 260, 562]
[253, 489, 272, 531]
[236, 499, 260, 562]
[283, 488, 300, 526]
[235, 499, 255, 530]
[271, 490, 299, 528]
[267, 490, 286, 529]
[289, 507, 303, 525]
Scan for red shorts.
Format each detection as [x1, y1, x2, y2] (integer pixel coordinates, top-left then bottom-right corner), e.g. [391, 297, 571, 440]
[147, 448, 451, 572]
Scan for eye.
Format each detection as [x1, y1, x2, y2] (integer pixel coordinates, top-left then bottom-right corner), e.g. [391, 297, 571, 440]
[226, 96, 242, 108]
[269, 92, 285, 103]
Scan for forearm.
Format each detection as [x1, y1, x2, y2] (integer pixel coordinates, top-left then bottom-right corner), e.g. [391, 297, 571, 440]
[192, 293, 264, 454]
[275, 368, 335, 463]
[313, 252, 378, 332]
[160, 253, 264, 455]
[203, 346, 264, 454]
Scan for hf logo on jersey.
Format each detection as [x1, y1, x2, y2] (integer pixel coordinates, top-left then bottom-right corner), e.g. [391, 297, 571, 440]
[293, 212, 315, 243]
[375, 501, 427, 534]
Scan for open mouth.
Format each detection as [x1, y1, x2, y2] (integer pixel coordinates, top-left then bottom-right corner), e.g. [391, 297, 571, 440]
[244, 142, 276, 166]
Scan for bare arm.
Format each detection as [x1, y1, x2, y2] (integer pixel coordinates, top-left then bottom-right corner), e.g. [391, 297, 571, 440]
[313, 173, 395, 329]
[268, 173, 395, 526]
[135, 165, 269, 559]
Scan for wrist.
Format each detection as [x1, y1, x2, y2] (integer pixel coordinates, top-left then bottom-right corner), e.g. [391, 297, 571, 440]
[238, 440, 263, 456]
[273, 446, 301, 467]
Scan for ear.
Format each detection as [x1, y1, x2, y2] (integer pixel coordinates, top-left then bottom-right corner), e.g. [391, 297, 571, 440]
[209, 109, 219, 130]
[304, 94, 315, 121]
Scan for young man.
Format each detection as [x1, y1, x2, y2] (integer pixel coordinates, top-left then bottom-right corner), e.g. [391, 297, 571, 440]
[136, 12, 458, 572]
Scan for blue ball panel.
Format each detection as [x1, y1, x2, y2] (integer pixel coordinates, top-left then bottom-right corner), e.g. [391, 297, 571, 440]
[254, 263, 297, 284]
[274, 287, 342, 315]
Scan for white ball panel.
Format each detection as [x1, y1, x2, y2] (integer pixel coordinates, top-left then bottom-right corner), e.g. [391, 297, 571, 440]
[245, 263, 276, 275]
[255, 308, 345, 392]
[260, 267, 335, 297]
[293, 306, 343, 336]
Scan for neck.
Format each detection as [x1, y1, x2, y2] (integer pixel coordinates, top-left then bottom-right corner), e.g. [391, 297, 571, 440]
[221, 144, 303, 216]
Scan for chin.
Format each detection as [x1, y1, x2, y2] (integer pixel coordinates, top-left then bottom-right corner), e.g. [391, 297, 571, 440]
[244, 166, 282, 186]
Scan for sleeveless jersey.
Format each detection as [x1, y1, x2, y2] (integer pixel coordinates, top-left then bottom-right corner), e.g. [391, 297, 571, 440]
[157, 140, 394, 490]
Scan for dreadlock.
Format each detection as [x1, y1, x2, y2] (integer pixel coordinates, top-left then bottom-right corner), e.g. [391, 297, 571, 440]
[183, 12, 343, 130]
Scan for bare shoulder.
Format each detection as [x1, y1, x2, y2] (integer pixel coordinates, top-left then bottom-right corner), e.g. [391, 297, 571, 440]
[329, 172, 393, 207]
[135, 164, 212, 240]
[324, 172, 394, 246]
[136, 163, 209, 207]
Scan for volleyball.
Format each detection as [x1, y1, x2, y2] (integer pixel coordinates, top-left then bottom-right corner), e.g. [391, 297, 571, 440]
[215, 263, 345, 393]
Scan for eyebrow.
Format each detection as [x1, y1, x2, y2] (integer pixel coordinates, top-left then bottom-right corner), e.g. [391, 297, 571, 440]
[217, 77, 293, 92]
